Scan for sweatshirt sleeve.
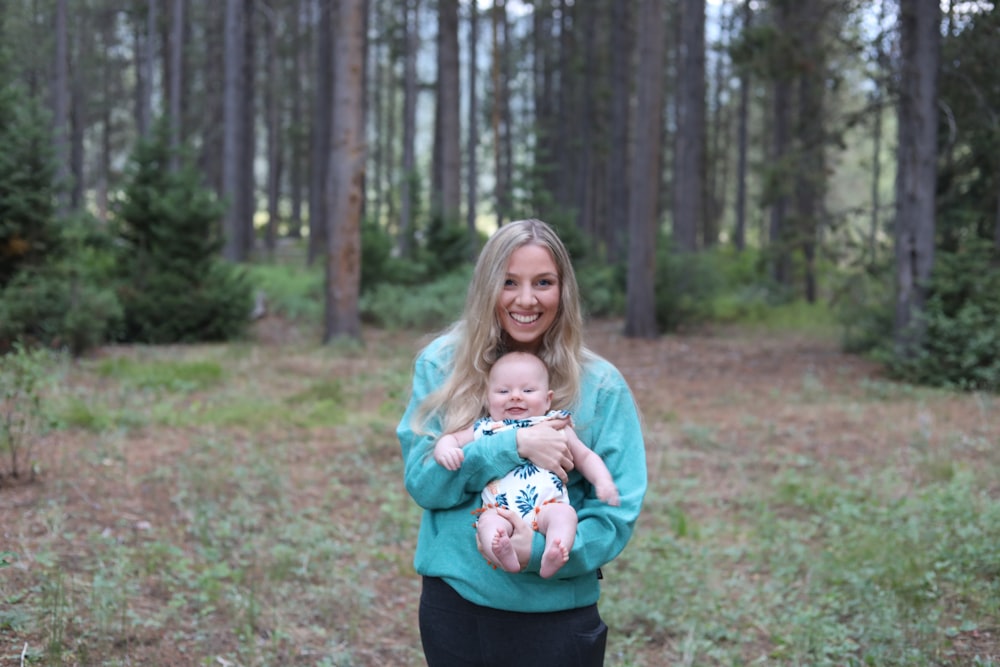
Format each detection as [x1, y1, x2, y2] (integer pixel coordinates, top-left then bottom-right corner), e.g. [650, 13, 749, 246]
[533, 360, 647, 578]
[397, 341, 526, 510]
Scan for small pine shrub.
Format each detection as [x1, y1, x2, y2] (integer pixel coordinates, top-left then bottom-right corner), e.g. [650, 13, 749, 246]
[886, 241, 1000, 392]
[0, 80, 59, 290]
[113, 120, 252, 344]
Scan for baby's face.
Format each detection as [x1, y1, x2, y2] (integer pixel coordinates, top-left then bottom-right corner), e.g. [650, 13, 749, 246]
[486, 354, 553, 421]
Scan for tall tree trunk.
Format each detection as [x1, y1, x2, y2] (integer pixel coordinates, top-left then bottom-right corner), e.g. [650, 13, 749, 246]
[673, 0, 705, 253]
[288, 0, 308, 239]
[263, 2, 282, 255]
[433, 0, 461, 224]
[733, 0, 752, 252]
[324, 0, 366, 342]
[52, 0, 70, 216]
[168, 0, 185, 167]
[309, 0, 333, 265]
[69, 16, 85, 210]
[894, 0, 940, 355]
[607, 0, 631, 262]
[575, 5, 597, 240]
[625, 0, 664, 339]
[768, 3, 793, 287]
[491, 0, 508, 228]
[241, 0, 257, 258]
[397, 0, 419, 257]
[222, 0, 246, 261]
[465, 0, 479, 256]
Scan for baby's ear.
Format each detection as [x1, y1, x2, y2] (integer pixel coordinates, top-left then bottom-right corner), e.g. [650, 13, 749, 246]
[546, 390, 554, 402]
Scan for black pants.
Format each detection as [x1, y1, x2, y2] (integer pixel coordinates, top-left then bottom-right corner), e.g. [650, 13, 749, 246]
[419, 576, 608, 667]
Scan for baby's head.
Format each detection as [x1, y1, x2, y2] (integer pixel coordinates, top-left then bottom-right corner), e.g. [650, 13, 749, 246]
[486, 352, 553, 421]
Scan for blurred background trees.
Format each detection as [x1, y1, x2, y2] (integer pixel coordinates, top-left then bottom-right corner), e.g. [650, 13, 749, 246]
[0, 0, 997, 391]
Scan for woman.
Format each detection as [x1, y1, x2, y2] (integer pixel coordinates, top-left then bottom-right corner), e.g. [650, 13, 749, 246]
[397, 219, 647, 666]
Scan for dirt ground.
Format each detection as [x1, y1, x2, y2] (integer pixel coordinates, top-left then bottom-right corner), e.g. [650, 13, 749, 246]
[2, 318, 998, 665]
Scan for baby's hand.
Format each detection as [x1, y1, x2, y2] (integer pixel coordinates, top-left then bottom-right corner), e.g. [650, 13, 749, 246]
[433, 439, 465, 471]
[597, 484, 620, 506]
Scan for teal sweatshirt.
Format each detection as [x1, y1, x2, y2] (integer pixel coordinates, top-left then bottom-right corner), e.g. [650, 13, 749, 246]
[397, 334, 648, 613]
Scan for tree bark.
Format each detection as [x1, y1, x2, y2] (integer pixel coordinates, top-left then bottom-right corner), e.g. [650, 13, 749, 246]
[222, 0, 246, 261]
[466, 0, 479, 256]
[607, 0, 631, 262]
[673, 0, 706, 253]
[309, 0, 333, 265]
[894, 0, 940, 355]
[397, 0, 419, 258]
[324, 0, 366, 342]
[433, 0, 461, 224]
[625, 0, 664, 339]
[53, 0, 70, 216]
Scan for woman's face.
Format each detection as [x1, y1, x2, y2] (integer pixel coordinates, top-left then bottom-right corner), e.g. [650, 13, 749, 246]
[496, 243, 560, 353]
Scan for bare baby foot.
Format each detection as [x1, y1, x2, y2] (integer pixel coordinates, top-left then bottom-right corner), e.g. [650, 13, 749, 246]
[491, 528, 522, 573]
[540, 538, 569, 578]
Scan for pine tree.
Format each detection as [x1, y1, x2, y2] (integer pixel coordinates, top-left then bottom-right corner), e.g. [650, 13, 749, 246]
[114, 120, 253, 343]
[0, 66, 59, 289]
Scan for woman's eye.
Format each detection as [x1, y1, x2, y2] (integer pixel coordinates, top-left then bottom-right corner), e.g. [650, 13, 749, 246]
[536, 279, 553, 287]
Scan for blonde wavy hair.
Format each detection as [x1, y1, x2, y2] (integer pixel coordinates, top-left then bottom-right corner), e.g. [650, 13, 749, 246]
[415, 219, 592, 435]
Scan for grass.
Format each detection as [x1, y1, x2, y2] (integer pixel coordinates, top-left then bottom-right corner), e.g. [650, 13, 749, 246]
[1, 323, 998, 666]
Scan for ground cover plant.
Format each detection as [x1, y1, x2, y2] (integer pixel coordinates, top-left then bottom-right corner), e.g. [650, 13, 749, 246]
[1, 318, 998, 666]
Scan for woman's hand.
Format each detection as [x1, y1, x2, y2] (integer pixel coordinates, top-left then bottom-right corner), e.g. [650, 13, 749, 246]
[515, 420, 574, 483]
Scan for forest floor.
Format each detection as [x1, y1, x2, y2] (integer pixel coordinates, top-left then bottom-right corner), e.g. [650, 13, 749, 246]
[1, 317, 998, 666]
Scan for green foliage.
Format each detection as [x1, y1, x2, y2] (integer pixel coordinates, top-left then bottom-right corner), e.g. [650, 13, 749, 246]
[576, 260, 625, 319]
[245, 262, 324, 322]
[0, 343, 60, 480]
[0, 213, 122, 355]
[886, 241, 1000, 392]
[113, 121, 252, 344]
[424, 217, 474, 270]
[361, 268, 471, 330]
[361, 216, 435, 288]
[0, 78, 58, 289]
[937, 9, 1000, 249]
[655, 247, 714, 332]
[0, 72, 117, 354]
[832, 263, 895, 354]
[94, 358, 223, 393]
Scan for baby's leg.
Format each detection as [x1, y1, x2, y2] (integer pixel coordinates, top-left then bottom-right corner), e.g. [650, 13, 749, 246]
[534, 502, 578, 578]
[476, 509, 520, 572]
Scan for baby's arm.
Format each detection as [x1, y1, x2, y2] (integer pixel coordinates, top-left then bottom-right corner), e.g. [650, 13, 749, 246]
[564, 426, 620, 505]
[432, 427, 476, 471]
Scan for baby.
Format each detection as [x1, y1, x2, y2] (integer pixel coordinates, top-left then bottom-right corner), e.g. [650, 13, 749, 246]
[433, 351, 619, 578]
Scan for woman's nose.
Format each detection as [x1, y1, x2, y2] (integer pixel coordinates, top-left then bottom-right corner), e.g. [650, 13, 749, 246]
[515, 285, 535, 306]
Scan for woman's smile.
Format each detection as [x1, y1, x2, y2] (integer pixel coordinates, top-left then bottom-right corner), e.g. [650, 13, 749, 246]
[497, 244, 560, 351]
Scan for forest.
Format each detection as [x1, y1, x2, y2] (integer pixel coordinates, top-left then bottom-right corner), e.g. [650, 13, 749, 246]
[1, 1, 1000, 665]
[0, 0, 999, 388]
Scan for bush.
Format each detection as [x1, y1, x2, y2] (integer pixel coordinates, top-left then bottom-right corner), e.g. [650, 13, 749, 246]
[577, 260, 625, 319]
[0, 344, 60, 481]
[832, 265, 895, 355]
[361, 269, 471, 331]
[885, 241, 1000, 392]
[0, 214, 122, 355]
[113, 120, 252, 344]
[654, 243, 729, 332]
